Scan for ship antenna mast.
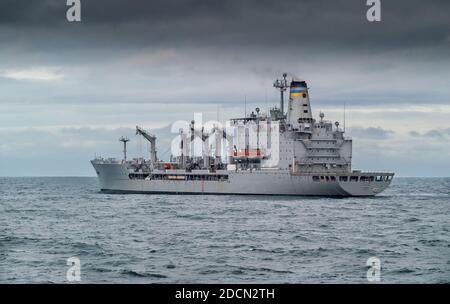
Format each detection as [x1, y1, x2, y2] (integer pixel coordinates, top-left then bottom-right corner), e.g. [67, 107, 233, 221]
[273, 73, 289, 117]
[343, 101, 346, 132]
[119, 136, 130, 161]
[244, 95, 247, 117]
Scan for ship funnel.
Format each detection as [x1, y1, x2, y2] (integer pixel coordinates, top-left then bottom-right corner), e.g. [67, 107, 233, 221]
[287, 79, 313, 129]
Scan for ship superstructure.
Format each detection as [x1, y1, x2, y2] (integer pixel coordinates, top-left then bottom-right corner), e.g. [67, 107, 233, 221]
[92, 74, 394, 196]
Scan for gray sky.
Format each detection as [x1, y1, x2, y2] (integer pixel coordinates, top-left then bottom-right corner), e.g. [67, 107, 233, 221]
[0, 0, 449, 176]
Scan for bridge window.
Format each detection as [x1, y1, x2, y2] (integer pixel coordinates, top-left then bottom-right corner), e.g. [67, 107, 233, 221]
[313, 176, 320, 182]
[350, 176, 358, 182]
[339, 176, 348, 182]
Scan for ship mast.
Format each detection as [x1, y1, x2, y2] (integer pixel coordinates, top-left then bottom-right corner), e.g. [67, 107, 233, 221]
[273, 73, 289, 118]
[119, 136, 130, 161]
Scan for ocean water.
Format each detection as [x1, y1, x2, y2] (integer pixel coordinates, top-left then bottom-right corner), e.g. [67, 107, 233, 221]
[0, 177, 449, 283]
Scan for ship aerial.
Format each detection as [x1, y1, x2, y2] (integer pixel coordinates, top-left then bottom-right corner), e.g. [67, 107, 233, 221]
[91, 73, 394, 196]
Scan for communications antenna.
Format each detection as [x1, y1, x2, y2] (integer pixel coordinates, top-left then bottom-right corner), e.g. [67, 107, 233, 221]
[273, 73, 289, 116]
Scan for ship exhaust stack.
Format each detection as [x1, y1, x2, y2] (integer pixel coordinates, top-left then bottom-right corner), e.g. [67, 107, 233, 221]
[287, 79, 312, 130]
[119, 136, 130, 161]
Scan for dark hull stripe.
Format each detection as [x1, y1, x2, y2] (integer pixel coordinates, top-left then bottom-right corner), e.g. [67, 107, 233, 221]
[100, 189, 369, 197]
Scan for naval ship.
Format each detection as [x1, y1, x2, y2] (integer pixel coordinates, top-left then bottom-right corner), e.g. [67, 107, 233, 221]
[91, 74, 394, 196]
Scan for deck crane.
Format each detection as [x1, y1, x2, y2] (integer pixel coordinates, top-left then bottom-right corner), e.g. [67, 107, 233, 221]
[135, 126, 157, 164]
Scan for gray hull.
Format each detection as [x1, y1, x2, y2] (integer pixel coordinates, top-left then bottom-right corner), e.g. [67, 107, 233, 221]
[92, 162, 393, 197]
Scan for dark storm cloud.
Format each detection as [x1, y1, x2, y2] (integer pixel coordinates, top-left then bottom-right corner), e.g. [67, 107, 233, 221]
[1, 0, 449, 108]
[1, 0, 449, 53]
